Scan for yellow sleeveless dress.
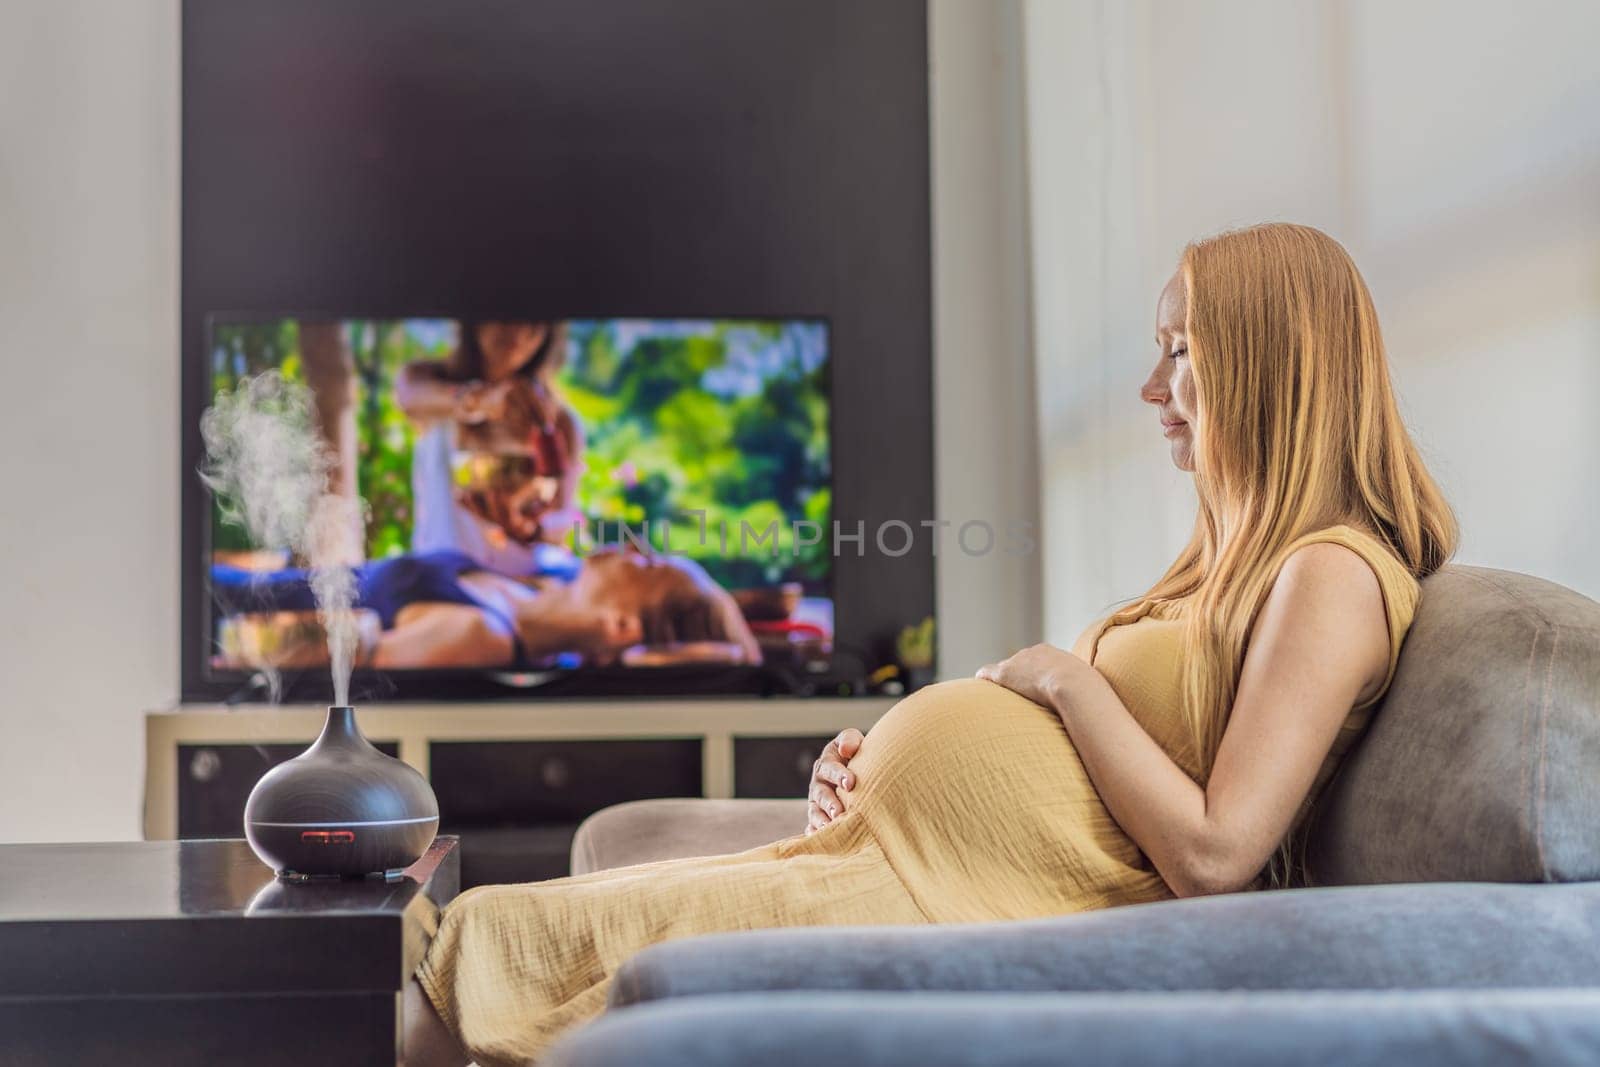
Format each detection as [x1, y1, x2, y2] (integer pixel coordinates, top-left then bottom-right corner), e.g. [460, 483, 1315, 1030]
[415, 524, 1420, 1065]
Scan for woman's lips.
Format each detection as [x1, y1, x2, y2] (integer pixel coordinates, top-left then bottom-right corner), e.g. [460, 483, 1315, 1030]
[1162, 420, 1187, 437]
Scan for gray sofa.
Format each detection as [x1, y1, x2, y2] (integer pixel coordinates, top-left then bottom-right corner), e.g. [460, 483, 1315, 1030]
[544, 565, 1600, 1065]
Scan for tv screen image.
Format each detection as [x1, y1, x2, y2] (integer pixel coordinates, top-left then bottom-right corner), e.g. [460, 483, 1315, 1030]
[205, 317, 832, 686]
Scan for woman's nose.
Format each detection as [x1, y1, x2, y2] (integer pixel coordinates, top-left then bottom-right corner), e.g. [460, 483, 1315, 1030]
[1140, 363, 1168, 405]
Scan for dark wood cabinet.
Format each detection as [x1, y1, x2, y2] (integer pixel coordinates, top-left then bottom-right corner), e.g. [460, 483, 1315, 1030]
[177, 741, 399, 838]
[175, 738, 699, 887]
[429, 739, 702, 824]
[733, 735, 837, 798]
[429, 738, 702, 886]
[453, 823, 585, 887]
[0, 838, 458, 1066]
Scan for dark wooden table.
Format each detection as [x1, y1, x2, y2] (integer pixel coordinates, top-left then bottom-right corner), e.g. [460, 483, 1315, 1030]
[0, 836, 459, 1066]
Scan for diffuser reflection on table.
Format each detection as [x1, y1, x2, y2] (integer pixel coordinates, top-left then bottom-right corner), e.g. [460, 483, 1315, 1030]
[243, 706, 439, 882]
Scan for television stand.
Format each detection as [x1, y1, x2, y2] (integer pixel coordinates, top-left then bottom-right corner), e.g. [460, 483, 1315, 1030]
[145, 695, 895, 887]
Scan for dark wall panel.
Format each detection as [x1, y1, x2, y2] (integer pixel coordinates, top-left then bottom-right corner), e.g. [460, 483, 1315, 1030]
[181, 0, 933, 700]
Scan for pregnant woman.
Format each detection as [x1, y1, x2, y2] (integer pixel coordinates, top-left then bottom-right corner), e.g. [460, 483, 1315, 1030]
[401, 223, 1458, 1066]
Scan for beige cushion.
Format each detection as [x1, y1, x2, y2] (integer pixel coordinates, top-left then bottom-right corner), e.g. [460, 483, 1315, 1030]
[570, 797, 808, 875]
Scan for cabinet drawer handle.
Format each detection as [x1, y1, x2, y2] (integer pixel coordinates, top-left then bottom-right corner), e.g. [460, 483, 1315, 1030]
[540, 757, 572, 790]
[190, 749, 222, 783]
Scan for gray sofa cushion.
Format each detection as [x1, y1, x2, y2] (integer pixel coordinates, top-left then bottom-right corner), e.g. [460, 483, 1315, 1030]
[609, 881, 1600, 1007]
[1305, 565, 1600, 885]
[548, 989, 1600, 1067]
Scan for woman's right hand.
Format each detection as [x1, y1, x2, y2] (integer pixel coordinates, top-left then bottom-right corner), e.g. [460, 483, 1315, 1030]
[806, 728, 864, 834]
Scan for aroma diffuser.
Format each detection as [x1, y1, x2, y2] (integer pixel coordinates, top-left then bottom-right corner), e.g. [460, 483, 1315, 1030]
[243, 706, 439, 881]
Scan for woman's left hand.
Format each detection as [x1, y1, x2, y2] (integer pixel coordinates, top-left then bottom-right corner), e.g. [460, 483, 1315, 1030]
[975, 643, 1087, 711]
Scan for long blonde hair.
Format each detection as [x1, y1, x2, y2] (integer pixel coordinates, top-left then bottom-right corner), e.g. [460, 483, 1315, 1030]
[1111, 223, 1458, 878]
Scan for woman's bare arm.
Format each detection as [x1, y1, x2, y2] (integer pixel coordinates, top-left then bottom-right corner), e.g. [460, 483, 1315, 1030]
[556, 405, 583, 508]
[980, 542, 1390, 897]
[395, 361, 468, 420]
[535, 403, 585, 544]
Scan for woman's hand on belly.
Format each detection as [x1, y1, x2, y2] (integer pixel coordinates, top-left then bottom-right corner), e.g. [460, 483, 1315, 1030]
[805, 728, 863, 834]
[975, 643, 1090, 711]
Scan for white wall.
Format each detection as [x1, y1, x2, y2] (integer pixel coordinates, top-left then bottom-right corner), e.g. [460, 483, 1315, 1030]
[1023, 0, 1600, 647]
[1342, 0, 1600, 594]
[0, 0, 180, 842]
[928, 0, 1041, 675]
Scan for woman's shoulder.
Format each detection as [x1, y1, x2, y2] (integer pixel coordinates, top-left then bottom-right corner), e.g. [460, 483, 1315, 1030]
[1286, 523, 1417, 584]
[1272, 536, 1387, 613]
[1276, 523, 1423, 642]
[1281, 521, 1418, 588]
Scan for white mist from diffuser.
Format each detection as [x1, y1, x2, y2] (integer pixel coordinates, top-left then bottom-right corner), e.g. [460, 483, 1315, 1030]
[305, 494, 363, 705]
[200, 371, 367, 705]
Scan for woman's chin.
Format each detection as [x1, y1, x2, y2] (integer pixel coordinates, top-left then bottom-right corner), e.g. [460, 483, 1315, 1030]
[1166, 437, 1195, 472]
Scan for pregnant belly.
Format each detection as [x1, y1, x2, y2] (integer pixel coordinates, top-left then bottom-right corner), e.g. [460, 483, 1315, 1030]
[837, 678, 1164, 921]
[843, 678, 1073, 807]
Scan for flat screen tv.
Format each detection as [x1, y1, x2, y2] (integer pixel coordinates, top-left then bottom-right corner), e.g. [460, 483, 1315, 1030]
[197, 315, 833, 702]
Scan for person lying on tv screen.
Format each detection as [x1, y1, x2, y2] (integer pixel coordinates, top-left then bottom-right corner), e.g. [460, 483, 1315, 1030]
[396, 319, 585, 577]
[210, 546, 762, 672]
